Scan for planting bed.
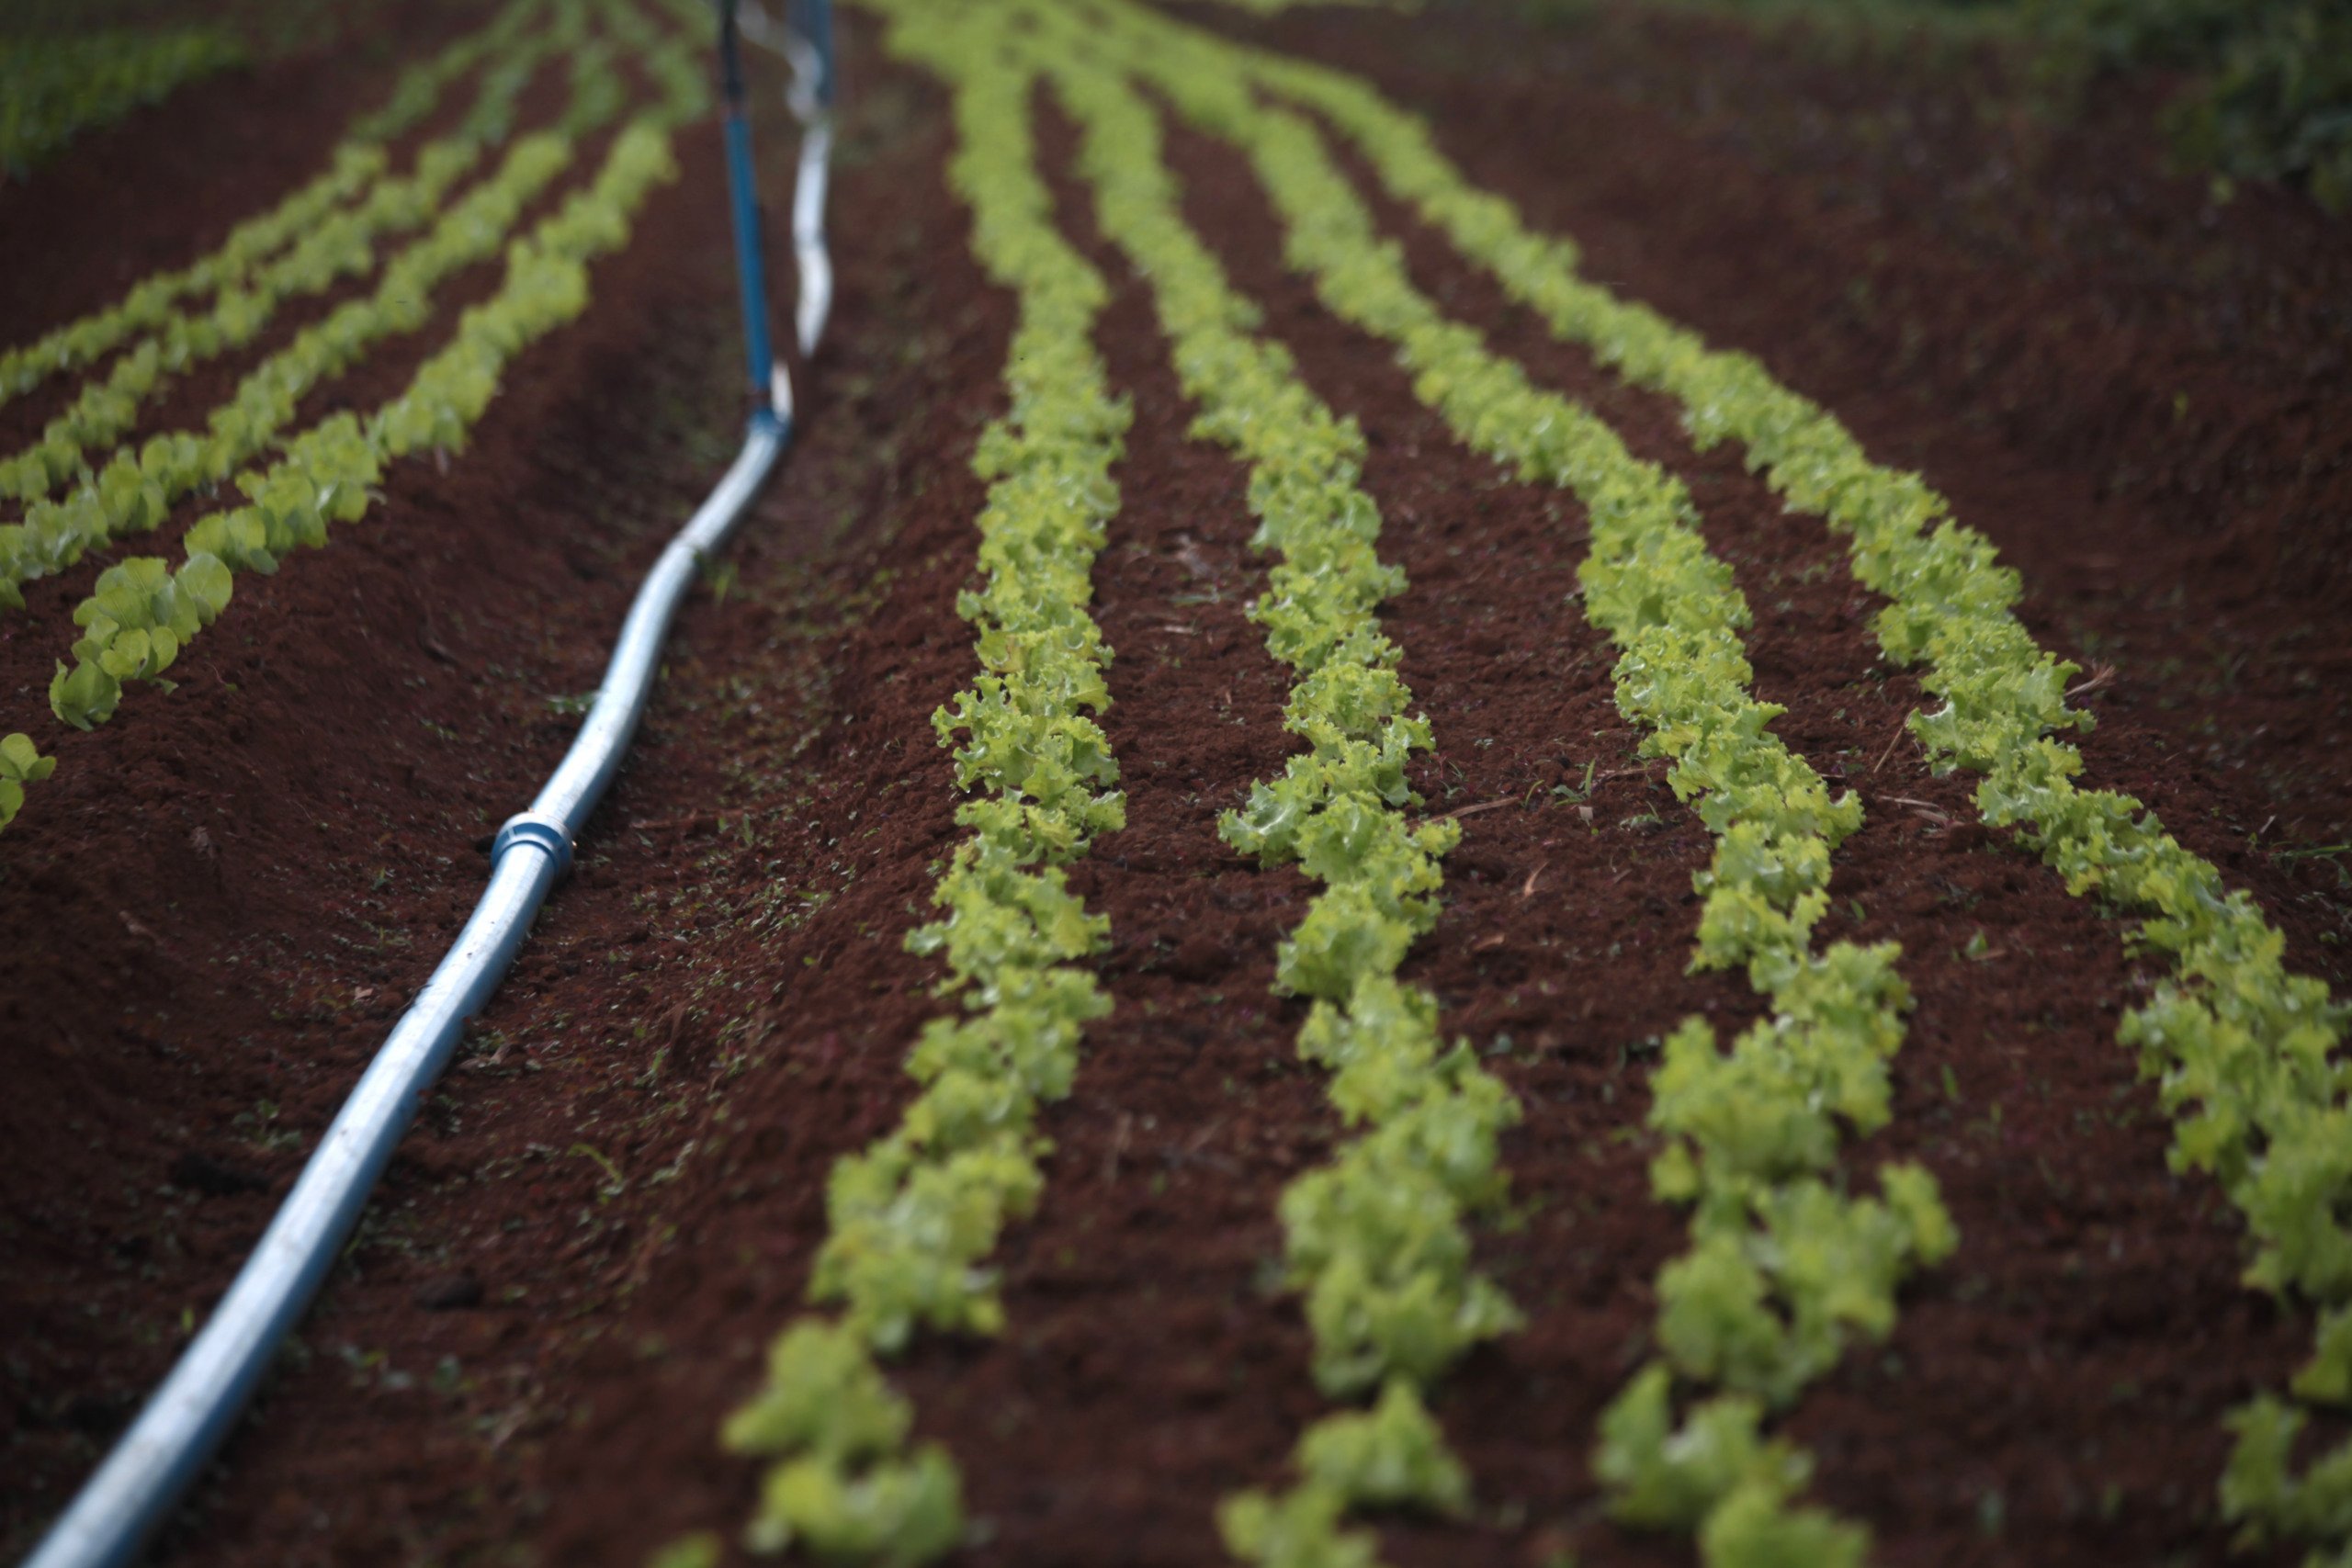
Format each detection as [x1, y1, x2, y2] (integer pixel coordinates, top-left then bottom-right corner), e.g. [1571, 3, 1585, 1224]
[1, 1, 2347, 1566]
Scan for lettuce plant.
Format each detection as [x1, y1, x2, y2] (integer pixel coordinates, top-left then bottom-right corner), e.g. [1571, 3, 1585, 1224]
[0, 734, 56, 831]
[716, 14, 1130, 1560]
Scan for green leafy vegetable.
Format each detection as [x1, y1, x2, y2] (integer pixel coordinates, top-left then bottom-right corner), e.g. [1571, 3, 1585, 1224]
[717, 15, 1129, 1560]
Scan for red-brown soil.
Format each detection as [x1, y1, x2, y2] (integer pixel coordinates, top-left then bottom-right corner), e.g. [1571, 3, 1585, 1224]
[2, 3, 2347, 1566]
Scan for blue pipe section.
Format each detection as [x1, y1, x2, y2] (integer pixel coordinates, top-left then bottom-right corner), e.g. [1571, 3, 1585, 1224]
[737, 0, 834, 353]
[719, 0, 781, 414]
[18, 0, 833, 1556]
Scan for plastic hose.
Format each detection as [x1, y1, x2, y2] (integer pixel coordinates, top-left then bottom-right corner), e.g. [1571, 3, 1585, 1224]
[736, 0, 831, 354]
[719, 0, 786, 412]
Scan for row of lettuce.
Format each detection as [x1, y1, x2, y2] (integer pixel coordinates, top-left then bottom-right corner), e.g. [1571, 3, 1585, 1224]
[48, 118, 677, 725]
[34, 128, 573, 709]
[672, 6, 1136, 1563]
[0, 139, 490, 512]
[0, 0, 700, 828]
[1192, 22, 2352, 1560]
[0, 0, 616, 563]
[666, 8, 1531, 1562]
[676, 2, 1951, 1563]
[0, 25, 246, 177]
[0, 0, 545, 411]
[0, 0, 547, 176]
[1042, 11, 1526, 1563]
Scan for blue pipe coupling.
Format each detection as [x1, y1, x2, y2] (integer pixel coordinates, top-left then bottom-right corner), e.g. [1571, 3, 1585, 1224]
[492, 809, 577, 878]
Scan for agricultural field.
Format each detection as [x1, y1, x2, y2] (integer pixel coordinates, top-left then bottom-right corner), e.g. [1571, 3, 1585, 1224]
[1, 0, 2348, 1564]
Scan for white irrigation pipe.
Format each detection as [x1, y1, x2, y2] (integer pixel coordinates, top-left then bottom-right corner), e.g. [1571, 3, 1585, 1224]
[792, 117, 834, 355]
[740, 0, 833, 353]
[19, 5, 829, 1564]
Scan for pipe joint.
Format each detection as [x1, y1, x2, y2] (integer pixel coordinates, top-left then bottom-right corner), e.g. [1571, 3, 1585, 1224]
[492, 810, 576, 880]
